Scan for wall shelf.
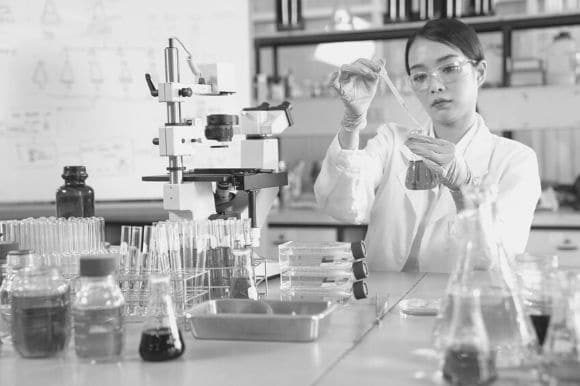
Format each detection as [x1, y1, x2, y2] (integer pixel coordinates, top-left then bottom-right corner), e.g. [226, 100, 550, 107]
[254, 11, 580, 86]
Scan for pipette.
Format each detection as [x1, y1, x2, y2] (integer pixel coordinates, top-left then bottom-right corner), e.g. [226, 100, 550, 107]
[378, 66, 423, 130]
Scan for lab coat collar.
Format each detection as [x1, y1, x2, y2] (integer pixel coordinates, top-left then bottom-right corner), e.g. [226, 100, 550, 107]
[396, 113, 495, 222]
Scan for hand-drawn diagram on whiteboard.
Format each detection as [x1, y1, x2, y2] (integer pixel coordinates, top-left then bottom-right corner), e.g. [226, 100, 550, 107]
[0, 0, 250, 202]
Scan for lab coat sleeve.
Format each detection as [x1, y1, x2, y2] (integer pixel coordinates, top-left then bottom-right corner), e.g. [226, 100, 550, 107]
[314, 124, 392, 224]
[495, 145, 541, 259]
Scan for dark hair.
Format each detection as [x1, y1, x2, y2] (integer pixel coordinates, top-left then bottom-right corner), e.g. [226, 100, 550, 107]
[404, 18, 485, 74]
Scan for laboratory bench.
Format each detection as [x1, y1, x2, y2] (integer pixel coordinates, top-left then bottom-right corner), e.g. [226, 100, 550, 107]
[0, 272, 541, 386]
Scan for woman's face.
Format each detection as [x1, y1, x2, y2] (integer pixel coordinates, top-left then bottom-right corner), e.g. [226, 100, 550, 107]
[407, 37, 486, 126]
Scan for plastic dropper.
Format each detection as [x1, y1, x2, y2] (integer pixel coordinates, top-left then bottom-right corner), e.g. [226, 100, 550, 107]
[378, 66, 423, 130]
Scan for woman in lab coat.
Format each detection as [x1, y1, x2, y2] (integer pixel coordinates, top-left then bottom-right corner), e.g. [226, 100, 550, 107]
[314, 18, 541, 273]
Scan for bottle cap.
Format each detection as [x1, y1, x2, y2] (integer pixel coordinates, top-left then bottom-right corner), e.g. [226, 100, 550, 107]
[79, 254, 118, 277]
[352, 280, 368, 300]
[350, 241, 366, 259]
[62, 165, 88, 180]
[352, 260, 369, 280]
[0, 241, 19, 261]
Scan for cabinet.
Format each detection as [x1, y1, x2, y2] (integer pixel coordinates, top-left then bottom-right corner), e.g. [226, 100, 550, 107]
[526, 229, 580, 269]
[254, 12, 580, 86]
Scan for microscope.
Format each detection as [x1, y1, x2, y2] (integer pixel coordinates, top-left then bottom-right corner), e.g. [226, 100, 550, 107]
[142, 38, 292, 246]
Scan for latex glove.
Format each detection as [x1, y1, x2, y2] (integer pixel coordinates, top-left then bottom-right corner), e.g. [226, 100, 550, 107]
[405, 134, 472, 191]
[329, 58, 384, 131]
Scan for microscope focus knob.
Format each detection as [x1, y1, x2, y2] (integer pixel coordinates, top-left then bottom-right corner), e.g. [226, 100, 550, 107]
[179, 88, 193, 97]
[152, 138, 159, 145]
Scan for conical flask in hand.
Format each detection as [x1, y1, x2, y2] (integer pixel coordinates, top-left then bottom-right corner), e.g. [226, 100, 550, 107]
[138, 274, 185, 361]
[432, 183, 537, 368]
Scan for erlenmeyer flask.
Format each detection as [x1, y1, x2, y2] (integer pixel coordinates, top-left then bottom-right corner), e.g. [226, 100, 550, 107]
[442, 288, 497, 386]
[405, 159, 439, 190]
[432, 183, 537, 368]
[229, 221, 258, 300]
[138, 273, 185, 361]
[542, 272, 580, 383]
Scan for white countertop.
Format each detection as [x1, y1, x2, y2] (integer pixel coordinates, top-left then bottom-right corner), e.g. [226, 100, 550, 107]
[0, 272, 425, 386]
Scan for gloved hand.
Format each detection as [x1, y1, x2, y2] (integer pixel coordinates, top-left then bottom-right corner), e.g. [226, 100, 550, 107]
[405, 134, 472, 191]
[329, 58, 384, 132]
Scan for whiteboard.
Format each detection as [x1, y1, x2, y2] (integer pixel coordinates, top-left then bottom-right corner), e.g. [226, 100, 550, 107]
[0, 0, 251, 202]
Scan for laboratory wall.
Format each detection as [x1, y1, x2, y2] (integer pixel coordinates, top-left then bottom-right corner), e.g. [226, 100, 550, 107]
[0, 0, 251, 202]
[253, 0, 580, 188]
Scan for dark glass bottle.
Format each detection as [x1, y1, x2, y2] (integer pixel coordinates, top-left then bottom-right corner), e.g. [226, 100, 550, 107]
[56, 166, 95, 218]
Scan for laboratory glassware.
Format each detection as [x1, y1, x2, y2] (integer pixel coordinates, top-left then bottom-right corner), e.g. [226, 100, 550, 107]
[378, 66, 439, 190]
[514, 253, 559, 347]
[56, 166, 95, 218]
[11, 266, 71, 358]
[229, 238, 258, 300]
[139, 273, 185, 361]
[0, 250, 41, 342]
[73, 254, 124, 361]
[441, 288, 497, 386]
[542, 272, 580, 383]
[0, 241, 18, 287]
[432, 183, 537, 368]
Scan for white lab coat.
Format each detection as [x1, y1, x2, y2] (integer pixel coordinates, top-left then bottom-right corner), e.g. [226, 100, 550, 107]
[314, 114, 541, 273]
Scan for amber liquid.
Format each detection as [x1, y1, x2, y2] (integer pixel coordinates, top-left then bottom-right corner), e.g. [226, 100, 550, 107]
[442, 345, 497, 386]
[529, 314, 551, 347]
[11, 293, 71, 358]
[405, 160, 439, 190]
[139, 327, 185, 362]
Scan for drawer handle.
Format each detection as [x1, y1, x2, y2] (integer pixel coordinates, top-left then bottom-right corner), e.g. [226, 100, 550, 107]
[557, 238, 578, 251]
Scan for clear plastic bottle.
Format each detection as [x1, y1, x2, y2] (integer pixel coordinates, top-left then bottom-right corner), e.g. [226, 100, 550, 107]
[0, 250, 40, 342]
[441, 288, 497, 386]
[432, 183, 537, 368]
[56, 166, 95, 218]
[11, 266, 71, 358]
[73, 254, 124, 361]
[138, 274, 185, 362]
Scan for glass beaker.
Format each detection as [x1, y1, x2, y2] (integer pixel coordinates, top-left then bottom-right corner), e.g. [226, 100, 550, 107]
[541, 272, 580, 383]
[11, 266, 71, 358]
[441, 288, 497, 386]
[138, 273, 185, 362]
[432, 183, 537, 368]
[514, 253, 559, 347]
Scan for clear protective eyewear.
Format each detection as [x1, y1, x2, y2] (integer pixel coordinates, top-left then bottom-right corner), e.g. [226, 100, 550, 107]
[408, 59, 477, 91]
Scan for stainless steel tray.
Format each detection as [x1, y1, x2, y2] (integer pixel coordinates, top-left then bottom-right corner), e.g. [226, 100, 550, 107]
[185, 299, 336, 342]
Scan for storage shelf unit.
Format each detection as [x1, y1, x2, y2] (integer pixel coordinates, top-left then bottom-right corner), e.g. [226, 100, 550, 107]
[254, 12, 580, 85]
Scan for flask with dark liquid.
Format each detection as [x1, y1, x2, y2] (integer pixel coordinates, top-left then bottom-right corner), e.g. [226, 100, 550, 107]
[514, 253, 559, 347]
[405, 159, 439, 190]
[138, 274, 185, 361]
[441, 288, 497, 386]
[433, 183, 538, 368]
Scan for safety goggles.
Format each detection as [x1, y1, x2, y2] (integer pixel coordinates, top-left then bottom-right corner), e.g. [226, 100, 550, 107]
[408, 59, 477, 92]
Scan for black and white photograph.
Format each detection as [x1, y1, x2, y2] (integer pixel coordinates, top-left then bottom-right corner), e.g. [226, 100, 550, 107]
[1, 1, 580, 385]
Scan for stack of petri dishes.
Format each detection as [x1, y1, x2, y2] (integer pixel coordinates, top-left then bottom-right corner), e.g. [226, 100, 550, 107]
[278, 241, 368, 304]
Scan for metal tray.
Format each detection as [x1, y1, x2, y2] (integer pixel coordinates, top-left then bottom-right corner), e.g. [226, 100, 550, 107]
[184, 299, 336, 342]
